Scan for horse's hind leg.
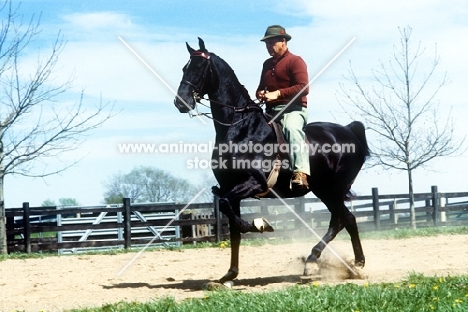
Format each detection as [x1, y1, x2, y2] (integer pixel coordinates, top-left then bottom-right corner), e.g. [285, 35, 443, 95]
[303, 203, 365, 276]
[343, 206, 365, 268]
[303, 212, 344, 276]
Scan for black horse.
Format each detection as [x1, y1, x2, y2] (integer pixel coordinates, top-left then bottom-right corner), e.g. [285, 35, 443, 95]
[174, 38, 370, 283]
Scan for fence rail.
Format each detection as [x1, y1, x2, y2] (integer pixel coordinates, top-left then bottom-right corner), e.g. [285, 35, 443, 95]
[5, 185, 468, 254]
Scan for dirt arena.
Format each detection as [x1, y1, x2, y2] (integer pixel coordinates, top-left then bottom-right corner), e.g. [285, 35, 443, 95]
[1, 234, 467, 311]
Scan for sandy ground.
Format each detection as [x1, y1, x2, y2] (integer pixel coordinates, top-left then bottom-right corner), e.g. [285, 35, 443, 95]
[1, 234, 467, 311]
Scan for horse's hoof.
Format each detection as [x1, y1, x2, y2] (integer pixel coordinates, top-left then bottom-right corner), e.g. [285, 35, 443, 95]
[205, 280, 234, 290]
[349, 261, 366, 280]
[253, 217, 274, 233]
[219, 268, 238, 284]
[303, 261, 320, 276]
[223, 280, 234, 288]
[205, 282, 225, 290]
[355, 259, 365, 269]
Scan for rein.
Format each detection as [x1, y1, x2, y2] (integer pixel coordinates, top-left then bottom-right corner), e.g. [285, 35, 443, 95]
[192, 95, 264, 126]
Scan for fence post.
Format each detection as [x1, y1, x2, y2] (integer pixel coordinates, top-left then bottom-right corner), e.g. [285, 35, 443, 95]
[425, 198, 432, 223]
[56, 206, 63, 255]
[23, 202, 31, 253]
[372, 187, 380, 231]
[440, 196, 446, 222]
[213, 195, 222, 243]
[431, 185, 439, 227]
[123, 198, 132, 249]
[116, 209, 123, 248]
[6, 215, 14, 250]
[260, 200, 269, 215]
[294, 196, 309, 231]
[389, 199, 396, 225]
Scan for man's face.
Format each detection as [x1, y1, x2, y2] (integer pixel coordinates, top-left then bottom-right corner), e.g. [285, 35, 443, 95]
[264, 38, 286, 58]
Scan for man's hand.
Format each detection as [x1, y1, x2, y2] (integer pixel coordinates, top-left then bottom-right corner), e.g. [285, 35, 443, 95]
[257, 90, 281, 102]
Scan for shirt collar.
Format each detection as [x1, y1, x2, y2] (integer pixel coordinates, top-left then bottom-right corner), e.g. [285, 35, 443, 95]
[271, 49, 290, 65]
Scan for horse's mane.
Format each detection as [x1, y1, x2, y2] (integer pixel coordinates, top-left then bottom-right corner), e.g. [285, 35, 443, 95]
[209, 52, 254, 103]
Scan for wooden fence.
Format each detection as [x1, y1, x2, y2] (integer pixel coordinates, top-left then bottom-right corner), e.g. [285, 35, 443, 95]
[5, 185, 468, 254]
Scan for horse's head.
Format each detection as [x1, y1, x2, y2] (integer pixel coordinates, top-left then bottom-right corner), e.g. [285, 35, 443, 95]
[174, 37, 212, 113]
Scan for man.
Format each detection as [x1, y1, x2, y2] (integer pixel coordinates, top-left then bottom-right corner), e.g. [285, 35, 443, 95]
[256, 24, 310, 191]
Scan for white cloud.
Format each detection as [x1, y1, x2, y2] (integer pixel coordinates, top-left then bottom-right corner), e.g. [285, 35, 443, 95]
[62, 12, 135, 32]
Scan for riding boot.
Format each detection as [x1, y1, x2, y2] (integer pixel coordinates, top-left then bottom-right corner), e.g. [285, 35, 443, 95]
[291, 171, 309, 191]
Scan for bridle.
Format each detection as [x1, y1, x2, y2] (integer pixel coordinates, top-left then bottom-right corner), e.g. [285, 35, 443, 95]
[181, 51, 212, 103]
[181, 51, 264, 126]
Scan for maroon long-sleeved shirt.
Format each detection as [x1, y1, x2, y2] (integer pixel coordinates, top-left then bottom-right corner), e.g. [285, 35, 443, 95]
[257, 49, 309, 109]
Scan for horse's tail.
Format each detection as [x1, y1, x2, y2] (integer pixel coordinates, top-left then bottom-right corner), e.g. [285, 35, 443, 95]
[345, 121, 370, 202]
[348, 121, 370, 159]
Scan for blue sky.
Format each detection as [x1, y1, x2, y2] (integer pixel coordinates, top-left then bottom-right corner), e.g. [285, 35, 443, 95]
[5, 0, 468, 207]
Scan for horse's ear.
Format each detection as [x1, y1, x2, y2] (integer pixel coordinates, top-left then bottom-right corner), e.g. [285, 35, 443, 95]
[186, 42, 195, 54]
[198, 37, 207, 52]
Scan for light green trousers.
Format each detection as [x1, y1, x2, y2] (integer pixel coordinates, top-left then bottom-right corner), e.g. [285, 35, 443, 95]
[268, 105, 310, 176]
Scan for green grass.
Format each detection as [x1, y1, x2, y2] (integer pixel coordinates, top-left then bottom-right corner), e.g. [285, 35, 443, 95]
[357, 225, 468, 240]
[69, 274, 468, 312]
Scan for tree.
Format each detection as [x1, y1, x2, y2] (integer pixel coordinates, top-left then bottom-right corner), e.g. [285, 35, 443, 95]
[339, 26, 464, 229]
[194, 172, 218, 203]
[0, 1, 113, 253]
[41, 198, 81, 207]
[103, 166, 197, 204]
[58, 198, 80, 207]
[41, 199, 56, 207]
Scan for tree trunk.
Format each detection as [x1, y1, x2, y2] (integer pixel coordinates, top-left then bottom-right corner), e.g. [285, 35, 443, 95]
[0, 127, 6, 253]
[0, 171, 7, 254]
[407, 168, 416, 230]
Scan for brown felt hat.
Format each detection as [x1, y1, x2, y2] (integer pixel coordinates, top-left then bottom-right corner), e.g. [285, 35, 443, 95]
[260, 25, 292, 42]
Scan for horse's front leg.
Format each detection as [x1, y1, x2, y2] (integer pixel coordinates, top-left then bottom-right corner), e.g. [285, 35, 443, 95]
[219, 220, 241, 283]
[216, 197, 272, 283]
[213, 178, 274, 283]
[217, 197, 256, 234]
[219, 199, 242, 283]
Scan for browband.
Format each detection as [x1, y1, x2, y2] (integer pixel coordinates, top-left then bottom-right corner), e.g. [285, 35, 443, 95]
[191, 51, 210, 60]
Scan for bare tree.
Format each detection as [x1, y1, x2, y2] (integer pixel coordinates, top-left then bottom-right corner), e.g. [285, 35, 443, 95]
[193, 172, 218, 203]
[0, 1, 113, 253]
[103, 166, 197, 204]
[339, 26, 464, 229]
